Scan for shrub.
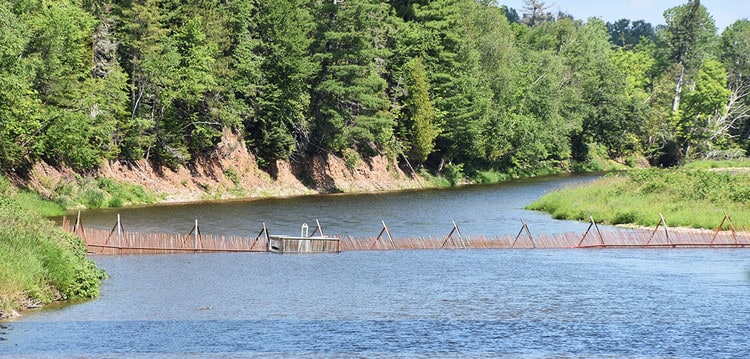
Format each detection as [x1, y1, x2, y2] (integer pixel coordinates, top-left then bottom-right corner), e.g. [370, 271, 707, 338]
[342, 148, 362, 170]
[442, 163, 464, 186]
[224, 168, 240, 185]
[0, 198, 105, 314]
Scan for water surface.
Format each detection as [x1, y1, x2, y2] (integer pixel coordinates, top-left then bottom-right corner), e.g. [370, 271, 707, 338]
[4, 174, 749, 357]
[2, 250, 748, 357]
[70, 173, 603, 238]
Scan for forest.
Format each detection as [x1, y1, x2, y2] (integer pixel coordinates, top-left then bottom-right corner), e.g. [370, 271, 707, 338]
[1, 0, 749, 179]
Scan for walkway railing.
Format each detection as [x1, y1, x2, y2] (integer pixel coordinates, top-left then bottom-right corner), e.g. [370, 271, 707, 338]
[62, 212, 749, 255]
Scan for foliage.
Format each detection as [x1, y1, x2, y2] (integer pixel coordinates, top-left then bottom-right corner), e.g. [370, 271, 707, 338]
[607, 19, 655, 47]
[41, 176, 159, 210]
[442, 163, 464, 186]
[0, 0, 748, 183]
[677, 59, 733, 157]
[399, 57, 439, 163]
[682, 158, 750, 170]
[0, 196, 105, 315]
[309, 0, 396, 156]
[472, 170, 511, 184]
[528, 167, 750, 229]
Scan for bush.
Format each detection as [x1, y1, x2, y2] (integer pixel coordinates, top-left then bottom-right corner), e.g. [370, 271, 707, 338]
[82, 188, 106, 208]
[442, 163, 464, 186]
[224, 168, 240, 185]
[342, 148, 362, 170]
[612, 211, 638, 225]
[0, 198, 105, 315]
[473, 170, 509, 184]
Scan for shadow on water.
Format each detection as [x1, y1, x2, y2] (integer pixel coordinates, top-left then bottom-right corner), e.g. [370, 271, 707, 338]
[0, 324, 6, 340]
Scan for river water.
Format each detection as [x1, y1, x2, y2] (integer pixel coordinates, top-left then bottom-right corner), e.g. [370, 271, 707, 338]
[61, 173, 606, 238]
[2, 174, 749, 358]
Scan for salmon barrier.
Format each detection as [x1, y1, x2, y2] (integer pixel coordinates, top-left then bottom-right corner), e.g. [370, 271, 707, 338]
[62, 213, 750, 255]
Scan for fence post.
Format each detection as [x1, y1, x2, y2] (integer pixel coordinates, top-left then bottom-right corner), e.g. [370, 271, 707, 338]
[371, 220, 396, 250]
[578, 215, 604, 247]
[251, 223, 268, 251]
[109, 214, 123, 254]
[512, 219, 534, 248]
[646, 213, 671, 246]
[310, 219, 325, 237]
[118, 214, 122, 250]
[711, 211, 738, 245]
[441, 220, 465, 249]
[194, 219, 200, 250]
[73, 211, 87, 240]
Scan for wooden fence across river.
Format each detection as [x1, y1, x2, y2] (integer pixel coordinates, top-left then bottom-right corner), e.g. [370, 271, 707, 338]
[63, 214, 750, 255]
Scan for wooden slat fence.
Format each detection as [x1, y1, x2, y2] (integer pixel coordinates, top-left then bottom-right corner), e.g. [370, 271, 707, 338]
[76, 227, 267, 254]
[340, 228, 750, 250]
[62, 213, 750, 255]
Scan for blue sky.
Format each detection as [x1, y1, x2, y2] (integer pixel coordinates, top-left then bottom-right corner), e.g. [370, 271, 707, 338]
[501, 0, 749, 32]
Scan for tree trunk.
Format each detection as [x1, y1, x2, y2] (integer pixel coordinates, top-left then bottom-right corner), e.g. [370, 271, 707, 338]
[673, 65, 685, 113]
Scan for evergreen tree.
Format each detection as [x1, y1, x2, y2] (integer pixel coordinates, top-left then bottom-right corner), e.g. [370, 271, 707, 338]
[241, 0, 316, 166]
[309, 0, 396, 155]
[607, 19, 655, 48]
[409, 0, 492, 168]
[400, 57, 438, 164]
[115, 0, 169, 161]
[26, 1, 119, 169]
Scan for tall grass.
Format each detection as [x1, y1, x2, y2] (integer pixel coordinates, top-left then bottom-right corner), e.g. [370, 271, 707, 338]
[0, 196, 105, 317]
[1, 173, 160, 216]
[682, 158, 750, 170]
[54, 177, 161, 209]
[0, 176, 63, 216]
[527, 168, 750, 230]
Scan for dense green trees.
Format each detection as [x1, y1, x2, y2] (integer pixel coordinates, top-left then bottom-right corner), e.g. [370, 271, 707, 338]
[309, 0, 395, 156]
[0, 0, 748, 179]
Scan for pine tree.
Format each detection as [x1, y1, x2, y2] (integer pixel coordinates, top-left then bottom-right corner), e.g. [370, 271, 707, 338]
[309, 0, 396, 155]
[401, 57, 438, 163]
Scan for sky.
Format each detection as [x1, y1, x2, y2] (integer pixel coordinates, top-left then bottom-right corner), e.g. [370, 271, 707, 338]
[501, 0, 749, 32]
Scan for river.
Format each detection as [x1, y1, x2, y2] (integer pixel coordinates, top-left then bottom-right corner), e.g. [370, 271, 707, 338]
[1, 174, 749, 358]
[61, 173, 606, 238]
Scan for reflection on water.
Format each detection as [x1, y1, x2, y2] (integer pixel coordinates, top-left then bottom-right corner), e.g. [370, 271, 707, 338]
[2, 250, 749, 357]
[66, 173, 605, 238]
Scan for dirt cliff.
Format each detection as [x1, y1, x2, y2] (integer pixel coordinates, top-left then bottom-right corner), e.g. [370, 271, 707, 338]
[22, 130, 425, 204]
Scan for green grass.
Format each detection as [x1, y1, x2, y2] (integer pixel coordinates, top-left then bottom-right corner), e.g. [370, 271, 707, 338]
[51, 177, 161, 210]
[0, 174, 105, 316]
[12, 191, 66, 217]
[0, 197, 105, 316]
[1, 172, 160, 215]
[682, 158, 750, 170]
[527, 168, 750, 230]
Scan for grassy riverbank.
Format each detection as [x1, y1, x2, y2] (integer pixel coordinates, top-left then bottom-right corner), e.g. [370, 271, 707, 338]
[528, 166, 750, 229]
[0, 179, 105, 319]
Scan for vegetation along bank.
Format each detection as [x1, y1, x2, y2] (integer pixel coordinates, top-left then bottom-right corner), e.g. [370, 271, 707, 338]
[2, 1, 749, 189]
[0, 178, 105, 319]
[528, 160, 750, 230]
